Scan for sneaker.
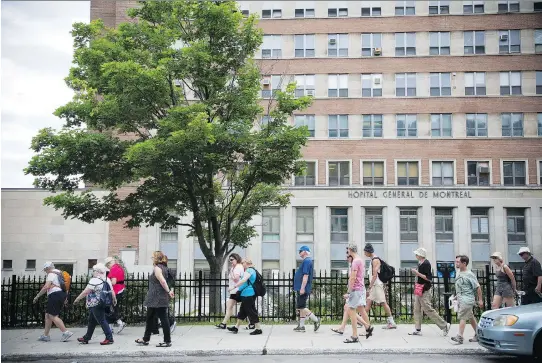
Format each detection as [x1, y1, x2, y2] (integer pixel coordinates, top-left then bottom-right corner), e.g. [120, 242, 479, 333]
[442, 323, 451, 337]
[227, 326, 239, 334]
[293, 326, 306, 333]
[408, 330, 422, 336]
[469, 335, 478, 343]
[38, 335, 51, 342]
[116, 322, 127, 335]
[60, 331, 74, 342]
[382, 322, 397, 329]
[451, 335, 464, 345]
[77, 337, 89, 344]
[314, 318, 321, 332]
[170, 320, 176, 334]
[100, 339, 114, 345]
[250, 329, 263, 335]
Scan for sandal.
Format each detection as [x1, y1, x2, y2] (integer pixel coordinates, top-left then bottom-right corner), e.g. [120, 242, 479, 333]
[344, 336, 359, 343]
[331, 328, 344, 335]
[135, 338, 149, 346]
[156, 342, 171, 347]
[216, 323, 226, 329]
[365, 325, 374, 339]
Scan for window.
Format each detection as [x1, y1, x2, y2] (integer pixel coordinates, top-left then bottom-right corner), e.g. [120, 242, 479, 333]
[2, 260, 12, 270]
[362, 4, 381, 17]
[432, 161, 454, 186]
[431, 114, 452, 137]
[396, 0, 415, 15]
[465, 72, 486, 96]
[329, 2, 348, 17]
[538, 113, 542, 136]
[53, 263, 74, 275]
[498, 1, 519, 13]
[328, 74, 348, 97]
[262, 35, 282, 58]
[295, 2, 315, 17]
[503, 161, 526, 186]
[241, 10, 249, 17]
[429, 0, 450, 14]
[536, 30, 542, 53]
[294, 74, 315, 97]
[396, 114, 417, 137]
[262, 3, 282, 18]
[501, 113, 523, 137]
[361, 33, 382, 56]
[395, 73, 417, 96]
[471, 208, 489, 245]
[362, 74, 382, 97]
[328, 161, 350, 186]
[540, 160, 542, 183]
[294, 115, 315, 137]
[464, 31, 485, 54]
[261, 115, 273, 126]
[261, 75, 281, 98]
[500, 72, 522, 95]
[395, 32, 416, 56]
[499, 30, 521, 54]
[362, 114, 383, 138]
[430, 73, 451, 96]
[328, 115, 349, 137]
[365, 208, 383, 242]
[160, 226, 178, 264]
[430, 32, 450, 55]
[537, 71, 542, 94]
[330, 207, 348, 267]
[363, 161, 384, 186]
[435, 208, 453, 242]
[467, 161, 490, 186]
[295, 161, 316, 186]
[466, 113, 488, 136]
[506, 208, 525, 244]
[26, 259, 36, 270]
[400, 208, 418, 242]
[295, 34, 315, 58]
[463, 0, 484, 13]
[296, 208, 314, 260]
[397, 161, 419, 185]
[328, 34, 348, 57]
[535, 2, 542, 11]
[262, 208, 280, 265]
[87, 259, 97, 275]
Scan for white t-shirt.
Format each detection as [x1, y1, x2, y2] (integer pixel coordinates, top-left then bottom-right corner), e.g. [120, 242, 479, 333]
[368, 258, 383, 286]
[228, 264, 245, 293]
[46, 270, 62, 295]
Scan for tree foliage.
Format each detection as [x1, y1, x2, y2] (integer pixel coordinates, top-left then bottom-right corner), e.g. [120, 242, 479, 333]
[25, 0, 312, 272]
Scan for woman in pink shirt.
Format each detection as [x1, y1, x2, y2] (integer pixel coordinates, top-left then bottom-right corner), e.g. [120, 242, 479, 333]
[105, 257, 127, 334]
[216, 253, 244, 329]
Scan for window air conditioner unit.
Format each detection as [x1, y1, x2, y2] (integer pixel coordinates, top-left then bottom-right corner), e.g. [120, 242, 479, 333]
[373, 48, 382, 56]
[329, 38, 337, 45]
[478, 165, 490, 174]
[499, 34, 508, 41]
[306, 89, 315, 96]
[374, 77, 381, 85]
[173, 79, 182, 87]
[262, 79, 271, 85]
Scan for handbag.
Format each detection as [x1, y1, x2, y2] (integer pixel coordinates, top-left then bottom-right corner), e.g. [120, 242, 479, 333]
[414, 283, 424, 297]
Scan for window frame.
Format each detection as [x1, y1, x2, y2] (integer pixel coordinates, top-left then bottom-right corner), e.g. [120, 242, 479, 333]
[294, 34, 315, 58]
[429, 0, 450, 15]
[465, 160, 491, 186]
[396, 114, 418, 138]
[361, 5, 382, 17]
[362, 114, 383, 138]
[365, 208, 384, 243]
[327, 160, 352, 186]
[395, 73, 417, 97]
[361, 33, 383, 57]
[501, 112, 524, 137]
[396, 160, 421, 186]
[430, 72, 452, 97]
[293, 160, 317, 186]
[500, 71, 522, 96]
[328, 4, 349, 17]
[465, 72, 486, 96]
[361, 160, 386, 186]
[328, 114, 349, 138]
[506, 208, 526, 245]
[294, 114, 316, 137]
[400, 208, 419, 242]
[361, 74, 383, 97]
[535, 30, 542, 53]
[328, 74, 349, 98]
[466, 113, 488, 137]
[470, 208, 490, 242]
[395, 0, 416, 15]
[295, 3, 315, 18]
[538, 113, 542, 136]
[429, 32, 451, 55]
[537, 158, 542, 185]
[330, 207, 349, 244]
[328, 33, 349, 57]
[431, 113, 453, 137]
[262, 3, 283, 18]
[498, 1, 520, 13]
[499, 30, 521, 54]
[294, 74, 315, 98]
[463, 0, 484, 14]
[431, 160, 456, 186]
[501, 160, 528, 186]
[434, 207, 454, 242]
[536, 71, 542, 95]
[395, 32, 416, 56]
[464, 30, 486, 55]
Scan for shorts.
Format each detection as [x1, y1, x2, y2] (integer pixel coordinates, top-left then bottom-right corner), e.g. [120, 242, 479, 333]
[368, 284, 386, 304]
[46, 291, 66, 317]
[457, 303, 474, 321]
[229, 294, 241, 303]
[296, 293, 309, 309]
[494, 283, 515, 298]
[346, 290, 366, 308]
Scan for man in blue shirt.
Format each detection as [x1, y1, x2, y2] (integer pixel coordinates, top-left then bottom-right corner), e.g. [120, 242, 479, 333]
[293, 246, 320, 332]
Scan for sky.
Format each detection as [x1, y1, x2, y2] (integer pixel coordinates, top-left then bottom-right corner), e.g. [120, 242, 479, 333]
[1, 1, 90, 188]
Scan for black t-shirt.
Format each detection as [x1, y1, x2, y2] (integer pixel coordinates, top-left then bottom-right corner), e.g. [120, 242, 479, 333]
[417, 259, 433, 292]
[522, 256, 542, 289]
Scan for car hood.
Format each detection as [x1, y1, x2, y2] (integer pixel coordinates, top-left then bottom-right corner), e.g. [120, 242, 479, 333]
[481, 303, 542, 318]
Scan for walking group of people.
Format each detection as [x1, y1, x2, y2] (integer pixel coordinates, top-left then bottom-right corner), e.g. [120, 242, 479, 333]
[33, 244, 541, 347]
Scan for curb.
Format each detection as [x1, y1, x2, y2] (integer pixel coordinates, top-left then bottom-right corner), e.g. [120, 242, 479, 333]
[1, 347, 493, 360]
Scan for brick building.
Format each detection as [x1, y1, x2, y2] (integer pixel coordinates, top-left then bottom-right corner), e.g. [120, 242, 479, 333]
[3, 1, 541, 278]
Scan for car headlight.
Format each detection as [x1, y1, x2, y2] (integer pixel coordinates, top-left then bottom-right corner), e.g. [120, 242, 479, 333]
[493, 315, 519, 327]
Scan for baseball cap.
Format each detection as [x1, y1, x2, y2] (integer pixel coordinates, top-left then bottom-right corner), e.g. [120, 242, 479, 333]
[104, 257, 115, 265]
[517, 247, 531, 255]
[299, 245, 311, 253]
[43, 261, 54, 270]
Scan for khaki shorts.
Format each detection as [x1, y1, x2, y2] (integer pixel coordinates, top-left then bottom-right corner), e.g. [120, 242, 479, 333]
[457, 304, 475, 321]
[368, 284, 386, 304]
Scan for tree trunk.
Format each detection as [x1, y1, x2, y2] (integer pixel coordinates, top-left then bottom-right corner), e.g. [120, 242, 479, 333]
[207, 258, 225, 316]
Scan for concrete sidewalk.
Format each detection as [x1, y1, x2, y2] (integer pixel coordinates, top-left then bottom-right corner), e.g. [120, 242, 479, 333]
[1, 324, 488, 360]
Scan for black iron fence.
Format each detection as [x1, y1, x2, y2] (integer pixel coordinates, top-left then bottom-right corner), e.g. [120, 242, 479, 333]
[1, 265, 524, 328]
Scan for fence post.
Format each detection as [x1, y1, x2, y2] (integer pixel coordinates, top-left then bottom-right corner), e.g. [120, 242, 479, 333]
[9, 275, 16, 328]
[291, 269, 296, 321]
[197, 270, 203, 322]
[484, 264, 491, 310]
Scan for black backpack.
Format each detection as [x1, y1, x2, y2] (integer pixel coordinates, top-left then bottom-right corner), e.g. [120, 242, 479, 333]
[373, 257, 395, 283]
[248, 268, 267, 297]
[165, 267, 175, 289]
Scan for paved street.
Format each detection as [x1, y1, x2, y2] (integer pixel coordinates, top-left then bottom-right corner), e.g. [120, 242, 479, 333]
[2, 355, 525, 363]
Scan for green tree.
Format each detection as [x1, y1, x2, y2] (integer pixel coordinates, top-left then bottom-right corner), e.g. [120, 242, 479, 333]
[25, 0, 311, 313]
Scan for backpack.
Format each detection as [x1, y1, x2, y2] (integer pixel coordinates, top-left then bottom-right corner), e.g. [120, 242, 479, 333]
[165, 267, 175, 289]
[98, 279, 114, 307]
[53, 271, 71, 292]
[247, 268, 267, 297]
[372, 257, 395, 283]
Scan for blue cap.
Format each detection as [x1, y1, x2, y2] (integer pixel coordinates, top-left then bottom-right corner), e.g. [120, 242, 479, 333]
[299, 245, 311, 253]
